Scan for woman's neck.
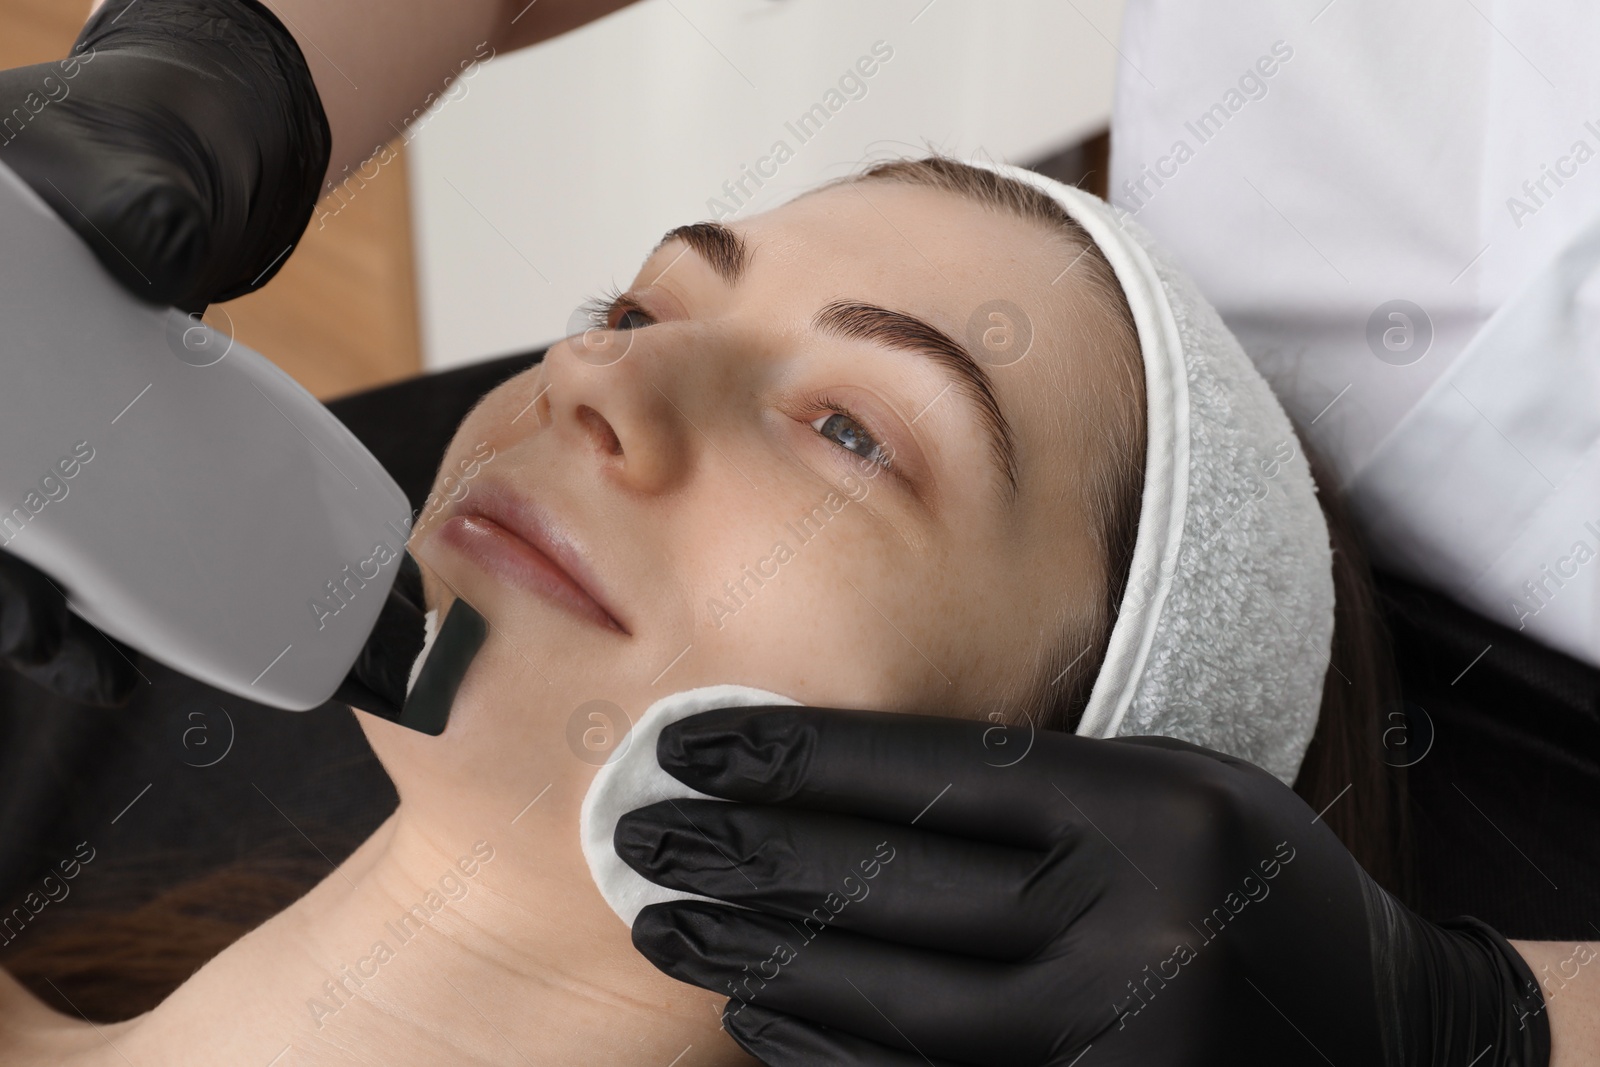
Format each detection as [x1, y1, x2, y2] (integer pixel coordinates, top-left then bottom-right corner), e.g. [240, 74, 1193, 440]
[19, 801, 752, 1066]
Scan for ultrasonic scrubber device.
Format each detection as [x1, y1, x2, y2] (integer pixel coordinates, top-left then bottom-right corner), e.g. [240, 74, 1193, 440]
[0, 158, 481, 733]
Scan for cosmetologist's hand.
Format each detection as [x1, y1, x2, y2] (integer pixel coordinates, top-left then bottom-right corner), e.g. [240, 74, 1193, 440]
[617, 706, 1551, 1066]
[0, 549, 138, 707]
[0, 0, 330, 311]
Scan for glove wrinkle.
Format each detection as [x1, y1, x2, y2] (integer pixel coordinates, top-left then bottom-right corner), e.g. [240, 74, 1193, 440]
[1360, 851, 1552, 1067]
[1360, 857, 1414, 1067]
[15, 615, 139, 707]
[0, 0, 332, 309]
[0, 556, 66, 664]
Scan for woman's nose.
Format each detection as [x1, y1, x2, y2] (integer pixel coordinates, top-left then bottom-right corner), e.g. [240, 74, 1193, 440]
[541, 331, 692, 495]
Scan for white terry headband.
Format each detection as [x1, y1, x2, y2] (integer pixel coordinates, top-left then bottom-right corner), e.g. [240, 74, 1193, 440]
[964, 158, 1335, 786]
[582, 160, 1338, 926]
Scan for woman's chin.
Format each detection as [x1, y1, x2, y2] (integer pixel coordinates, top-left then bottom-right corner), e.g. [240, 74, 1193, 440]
[354, 623, 639, 811]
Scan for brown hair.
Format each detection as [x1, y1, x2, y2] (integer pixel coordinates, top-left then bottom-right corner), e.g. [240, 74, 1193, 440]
[4, 155, 1412, 1024]
[3, 845, 333, 1020]
[1292, 444, 1413, 900]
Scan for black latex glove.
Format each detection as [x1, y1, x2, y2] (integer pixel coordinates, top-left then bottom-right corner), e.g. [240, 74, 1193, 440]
[0, 0, 330, 312]
[329, 550, 429, 723]
[617, 707, 1552, 1067]
[0, 549, 139, 707]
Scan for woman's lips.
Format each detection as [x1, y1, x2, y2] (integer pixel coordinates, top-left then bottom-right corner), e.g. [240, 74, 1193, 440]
[435, 511, 628, 635]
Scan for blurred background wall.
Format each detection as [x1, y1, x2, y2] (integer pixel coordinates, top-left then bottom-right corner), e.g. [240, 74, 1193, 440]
[0, 0, 1122, 390]
[408, 0, 1124, 370]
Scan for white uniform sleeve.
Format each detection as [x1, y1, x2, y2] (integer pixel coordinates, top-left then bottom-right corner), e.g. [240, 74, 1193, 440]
[1109, 0, 1600, 669]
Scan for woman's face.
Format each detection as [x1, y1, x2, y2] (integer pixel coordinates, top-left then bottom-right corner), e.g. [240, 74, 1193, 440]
[366, 179, 1126, 820]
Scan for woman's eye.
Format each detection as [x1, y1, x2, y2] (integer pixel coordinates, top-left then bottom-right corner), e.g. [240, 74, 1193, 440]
[811, 410, 893, 471]
[615, 305, 653, 331]
[581, 287, 655, 332]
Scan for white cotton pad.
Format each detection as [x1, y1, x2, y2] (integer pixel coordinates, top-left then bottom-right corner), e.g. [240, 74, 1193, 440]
[580, 684, 799, 927]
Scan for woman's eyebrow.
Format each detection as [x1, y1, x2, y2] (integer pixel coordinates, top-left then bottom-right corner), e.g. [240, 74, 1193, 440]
[649, 221, 749, 286]
[646, 226, 1019, 502]
[812, 299, 1019, 502]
